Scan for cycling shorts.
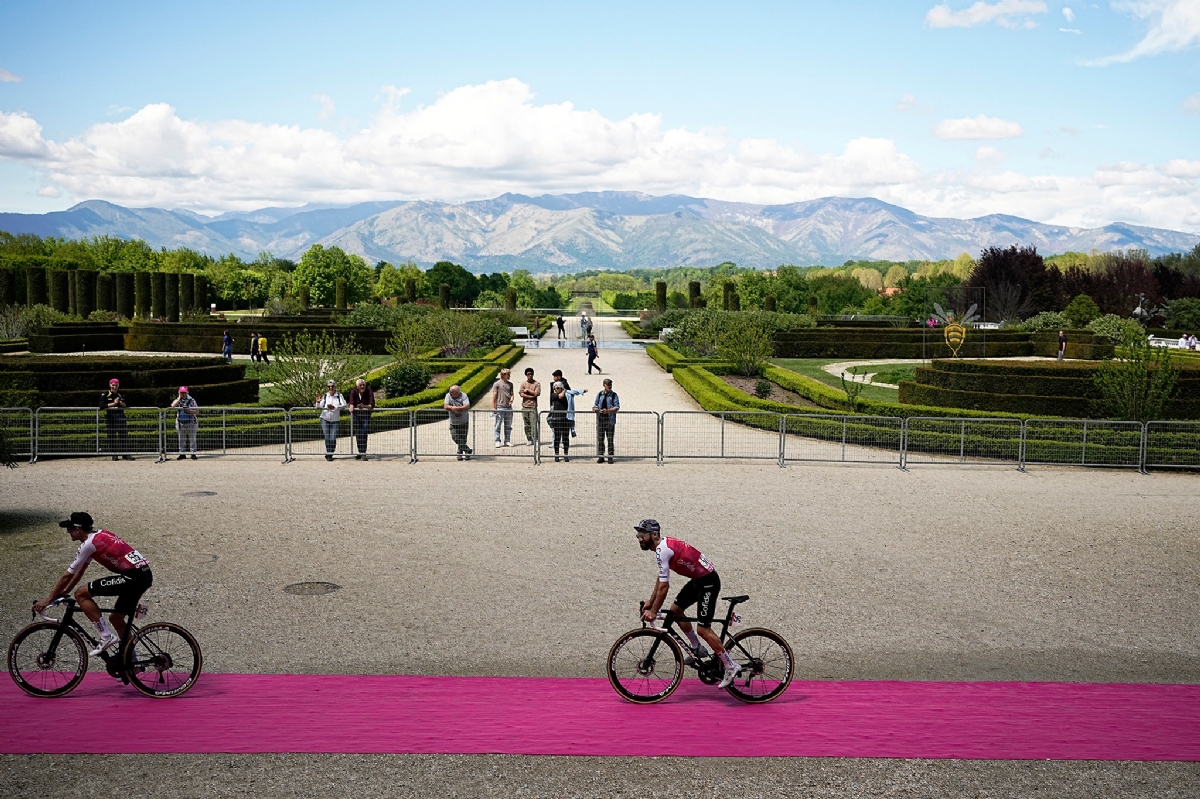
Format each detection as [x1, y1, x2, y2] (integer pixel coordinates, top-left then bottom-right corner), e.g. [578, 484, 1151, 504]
[674, 571, 721, 628]
[88, 568, 152, 617]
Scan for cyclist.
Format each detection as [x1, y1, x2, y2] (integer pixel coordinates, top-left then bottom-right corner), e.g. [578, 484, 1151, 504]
[635, 519, 740, 688]
[32, 512, 152, 656]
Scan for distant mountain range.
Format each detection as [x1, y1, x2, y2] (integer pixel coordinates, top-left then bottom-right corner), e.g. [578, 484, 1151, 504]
[2, 193, 1197, 273]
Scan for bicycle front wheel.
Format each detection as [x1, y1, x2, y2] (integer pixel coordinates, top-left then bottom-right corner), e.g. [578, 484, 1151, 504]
[124, 622, 202, 698]
[607, 628, 683, 704]
[8, 622, 89, 697]
[724, 628, 794, 703]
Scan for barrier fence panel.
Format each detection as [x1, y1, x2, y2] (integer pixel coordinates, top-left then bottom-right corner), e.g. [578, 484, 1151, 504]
[1, 408, 34, 461]
[537, 410, 659, 463]
[783, 414, 904, 466]
[351, 408, 414, 461]
[161, 407, 288, 461]
[1022, 419, 1144, 470]
[413, 409, 538, 461]
[902, 417, 1022, 468]
[34, 407, 162, 460]
[1144, 421, 1200, 471]
[660, 411, 783, 463]
[288, 408, 358, 459]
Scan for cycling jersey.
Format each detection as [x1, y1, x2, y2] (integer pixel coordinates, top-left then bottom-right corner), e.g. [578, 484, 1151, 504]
[654, 537, 714, 583]
[67, 530, 150, 575]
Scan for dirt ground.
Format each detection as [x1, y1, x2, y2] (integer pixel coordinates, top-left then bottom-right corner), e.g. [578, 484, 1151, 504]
[2, 453, 1198, 797]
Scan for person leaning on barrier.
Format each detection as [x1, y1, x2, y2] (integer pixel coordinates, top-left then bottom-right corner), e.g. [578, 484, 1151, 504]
[315, 380, 347, 461]
[170, 386, 199, 460]
[100, 378, 133, 461]
[593, 378, 619, 463]
[491, 368, 514, 448]
[348, 378, 375, 460]
[518, 367, 540, 445]
[548, 380, 571, 462]
[444, 384, 473, 460]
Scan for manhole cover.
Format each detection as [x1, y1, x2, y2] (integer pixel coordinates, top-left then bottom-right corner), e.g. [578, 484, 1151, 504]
[182, 491, 218, 497]
[284, 582, 340, 596]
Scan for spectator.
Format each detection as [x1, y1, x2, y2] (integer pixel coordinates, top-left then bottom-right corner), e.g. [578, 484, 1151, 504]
[1058, 330, 1067, 362]
[222, 331, 234, 363]
[170, 386, 199, 460]
[99, 378, 132, 461]
[1189, 333, 1197, 351]
[593, 378, 620, 463]
[548, 381, 571, 462]
[587, 335, 601, 374]
[348, 378, 375, 460]
[551, 369, 586, 438]
[1179, 334, 1189, 350]
[315, 380, 346, 461]
[491, 368, 514, 448]
[518, 367, 541, 445]
[444, 384, 473, 460]
[258, 333, 269, 364]
[249, 332, 260, 364]
[556, 315, 566, 339]
[580, 313, 592, 339]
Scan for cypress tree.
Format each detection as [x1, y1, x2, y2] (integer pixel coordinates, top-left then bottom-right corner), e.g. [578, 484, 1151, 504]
[49, 270, 70, 313]
[76, 270, 97, 318]
[165, 273, 180, 322]
[505, 286, 517, 312]
[0, 267, 15, 307]
[764, 294, 777, 312]
[688, 281, 701, 308]
[404, 277, 417, 304]
[68, 269, 78, 316]
[335, 277, 347, 309]
[26, 266, 48, 307]
[655, 281, 667, 314]
[180, 272, 195, 313]
[151, 272, 166, 319]
[730, 292, 740, 312]
[115, 272, 134, 319]
[297, 283, 310, 308]
[194, 274, 209, 312]
[722, 282, 734, 311]
[135, 271, 151, 318]
[438, 283, 451, 309]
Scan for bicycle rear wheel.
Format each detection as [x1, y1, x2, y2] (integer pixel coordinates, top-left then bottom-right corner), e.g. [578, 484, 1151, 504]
[607, 628, 684, 704]
[124, 622, 202, 698]
[8, 622, 89, 697]
[724, 628, 794, 703]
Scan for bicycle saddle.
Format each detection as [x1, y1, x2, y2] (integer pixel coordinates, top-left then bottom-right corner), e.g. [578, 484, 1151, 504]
[723, 595, 749, 604]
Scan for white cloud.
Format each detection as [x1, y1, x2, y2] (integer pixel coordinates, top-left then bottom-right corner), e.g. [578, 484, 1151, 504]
[1, 79, 1198, 232]
[1085, 1, 1200, 65]
[0, 68, 20, 83]
[1059, 27, 1083, 33]
[312, 93, 335, 121]
[1184, 93, 1200, 114]
[925, 0, 1048, 28]
[934, 114, 1025, 139]
[1062, 6, 1076, 22]
[895, 93, 934, 114]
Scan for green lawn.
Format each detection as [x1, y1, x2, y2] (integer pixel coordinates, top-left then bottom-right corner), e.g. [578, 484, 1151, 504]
[770, 358, 902, 403]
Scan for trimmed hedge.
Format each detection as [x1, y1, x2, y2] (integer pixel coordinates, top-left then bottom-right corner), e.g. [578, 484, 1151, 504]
[373, 345, 525, 409]
[165, 272, 180, 322]
[646, 343, 731, 373]
[770, 328, 1114, 360]
[28, 322, 128, 353]
[0, 267, 15, 306]
[0, 339, 28, 354]
[124, 321, 394, 355]
[135, 271, 151, 318]
[26, 266, 47, 307]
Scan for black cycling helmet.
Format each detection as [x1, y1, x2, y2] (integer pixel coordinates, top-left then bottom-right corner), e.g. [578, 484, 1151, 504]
[634, 519, 660, 535]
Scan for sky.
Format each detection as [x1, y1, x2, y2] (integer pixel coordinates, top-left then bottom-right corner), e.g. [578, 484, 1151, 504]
[0, 0, 1198, 231]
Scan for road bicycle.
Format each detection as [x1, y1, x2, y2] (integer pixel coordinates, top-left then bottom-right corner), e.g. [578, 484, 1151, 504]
[606, 594, 793, 704]
[8, 596, 202, 698]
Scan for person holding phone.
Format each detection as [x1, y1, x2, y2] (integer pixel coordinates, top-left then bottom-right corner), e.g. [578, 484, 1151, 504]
[315, 380, 346, 461]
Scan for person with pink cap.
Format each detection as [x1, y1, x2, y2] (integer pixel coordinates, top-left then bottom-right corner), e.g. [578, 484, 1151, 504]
[170, 386, 200, 460]
[99, 378, 133, 460]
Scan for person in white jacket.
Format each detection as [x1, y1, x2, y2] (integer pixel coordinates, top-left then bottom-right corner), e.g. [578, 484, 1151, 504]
[315, 380, 347, 461]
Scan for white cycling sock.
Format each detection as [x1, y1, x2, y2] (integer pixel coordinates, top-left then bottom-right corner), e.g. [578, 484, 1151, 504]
[719, 651, 736, 669]
[685, 630, 703, 650]
[94, 618, 113, 638]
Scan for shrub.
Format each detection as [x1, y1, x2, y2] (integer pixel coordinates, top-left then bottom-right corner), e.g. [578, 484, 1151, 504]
[380, 361, 432, 398]
[754, 379, 773, 399]
[1094, 338, 1180, 422]
[666, 309, 815, 357]
[716, 314, 774, 376]
[1062, 294, 1101, 328]
[0, 304, 72, 339]
[87, 309, 124, 322]
[1165, 298, 1200, 331]
[264, 297, 304, 317]
[260, 331, 374, 409]
[1086, 314, 1144, 345]
[1021, 311, 1068, 332]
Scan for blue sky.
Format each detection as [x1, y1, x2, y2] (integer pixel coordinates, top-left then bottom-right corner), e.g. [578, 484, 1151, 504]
[1, 1, 1198, 231]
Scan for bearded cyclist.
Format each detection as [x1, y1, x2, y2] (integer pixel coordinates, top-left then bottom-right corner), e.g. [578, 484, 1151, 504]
[635, 519, 741, 689]
[32, 512, 152, 656]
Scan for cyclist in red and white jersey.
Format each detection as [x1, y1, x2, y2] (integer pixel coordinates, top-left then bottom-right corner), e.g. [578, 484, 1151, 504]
[635, 519, 741, 688]
[33, 511, 152, 656]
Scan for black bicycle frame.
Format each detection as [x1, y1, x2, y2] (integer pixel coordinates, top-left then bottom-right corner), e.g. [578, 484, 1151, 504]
[38, 599, 139, 677]
[638, 600, 742, 664]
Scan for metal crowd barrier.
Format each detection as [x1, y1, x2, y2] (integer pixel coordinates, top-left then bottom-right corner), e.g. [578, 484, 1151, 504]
[33, 407, 163, 463]
[1021, 419, 1144, 472]
[901, 417, 1023, 468]
[783, 414, 904, 467]
[537, 410, 660, 465]
[6, 407, 1199, 474]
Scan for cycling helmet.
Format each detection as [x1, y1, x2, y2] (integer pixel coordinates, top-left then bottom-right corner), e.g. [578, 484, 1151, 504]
[634, 519, 660, 535]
